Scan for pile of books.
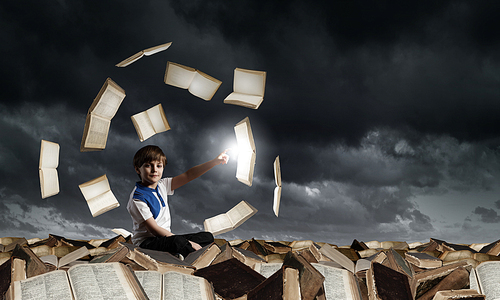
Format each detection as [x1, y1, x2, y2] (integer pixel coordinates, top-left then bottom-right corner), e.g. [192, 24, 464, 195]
[1, 234, 499, 299]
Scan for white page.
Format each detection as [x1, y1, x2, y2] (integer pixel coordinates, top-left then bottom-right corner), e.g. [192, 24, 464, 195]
[39, 168, 59, 198]
[147, 104, 169, 134]
[476, 262, 500, 300]
[79, 176, 110, 201]
[233, 69, 265, 96]
[14, 270, 73, 300]
[204, 214, 233, 235]
[84, 115, 110, 149]
[39, 140, 59, 169]
[188, 72, 221, 101]
[226, 201, 255, 227]
[92, 84, 125, 119]
[87, 189, 120, 217]
[313, 263, 353, 300]
[254, 263, 283, 278]
[165, 63, 196, 89]
[131, 111, 156, 142]
[163, 271, 208, 300]
[135, 270, 162, 300]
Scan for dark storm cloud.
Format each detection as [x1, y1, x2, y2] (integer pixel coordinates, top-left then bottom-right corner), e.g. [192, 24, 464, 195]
[473, 206, 500, 223]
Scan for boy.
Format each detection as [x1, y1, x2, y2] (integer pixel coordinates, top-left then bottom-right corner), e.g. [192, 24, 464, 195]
[127, 145, 229, 257]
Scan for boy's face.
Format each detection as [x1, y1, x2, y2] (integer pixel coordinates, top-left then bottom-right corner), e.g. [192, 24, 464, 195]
[136, 160, 164, 188]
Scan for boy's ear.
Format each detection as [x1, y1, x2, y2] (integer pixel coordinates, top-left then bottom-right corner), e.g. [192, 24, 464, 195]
[135, 166, 141, 175]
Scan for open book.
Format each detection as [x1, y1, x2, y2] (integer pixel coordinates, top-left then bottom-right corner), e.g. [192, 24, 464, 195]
[469, 261, 500, 300]
[112, 228, 132, 238]
[273, 155, 281, 217]
[78, 175, 120, 217]
[131, 103, 171, 142]
[203, 200, 258, 236]
[312, 263, 362, 300]
[39, 140, 60, 199]
[135, 270, 215, 300]
[164, 61, 222, 101]
[12, 262, 148, 300]
[234, 117, 256, 186]
[39, 246, 90, 270]
[224, 68, 266, 109]
[115, 42, 172, 67]
[80, 78, 126, 152]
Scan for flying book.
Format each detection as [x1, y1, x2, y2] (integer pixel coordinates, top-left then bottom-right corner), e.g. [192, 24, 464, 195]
[112, 228, 132, 238]
[115, 42, 172, 67]
[273, 155, 281, 217]
[234, 117, 256, 186]
[224, 68, 266, 109]
[203, 200, 258, 236]
[80, 78, 126, 152]
[78, 174, 120, 217]
[164, 61, 222, 101]
[131, 103, 171, 142]
[39, 140, 60, 199]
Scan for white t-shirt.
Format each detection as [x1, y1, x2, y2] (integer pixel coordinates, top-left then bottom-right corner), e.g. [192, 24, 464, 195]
[127, 178, 174, 246]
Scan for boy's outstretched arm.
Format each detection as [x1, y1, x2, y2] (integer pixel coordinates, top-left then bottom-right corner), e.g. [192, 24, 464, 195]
[171, 149, 230, 191]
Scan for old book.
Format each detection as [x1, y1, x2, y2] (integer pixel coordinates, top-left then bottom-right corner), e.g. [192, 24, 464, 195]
[78, 174, 120, 217]
[289, 240, 316, 252]
[253, 262, 283, 278]
[273, 155, 282, 217]
[383, 248, 416, 298]
[350, 239, 369, 252]
[11, 245, 48, 278]
[112, 228, 132, 238]
[319, 243, 355, 274]
[90, 244, 130, 264]
[212, 243, 265, 269]
[247, 267, 300, 300]
[164, 61, 222, 101]
[405, 252, 442, 269]
[312, 263, 363, 300]
[135, 270, 216, 300]
[39, 246, 90, 270]
[80, 77, 126, 152]
[234, 117, 256, 186]
[417, 267, 469, 300]
[264, 241, 291, 254]
[12, 262, 148, 300]
[224, 68, 266, 109]
[4, 238, 28, 253]
[246, 238, 268, 257]
[115, 42, 172, 67]
[432, 289, 485, 300]
[478, 239, 500, 256]
[39, 140, 60, 199]
[415, 260, 471, 298]
[131, 103, 171, 142]
[203, 200, 258, 236]
[469, 261, 500, 300]
[98, 235, 127, 249]
[283, 252, 325, 300]
[194, 258, 266, 300]
[366, 262, 413, 300]
[184, 243, 221, 269]
[123, 243, 195, 274]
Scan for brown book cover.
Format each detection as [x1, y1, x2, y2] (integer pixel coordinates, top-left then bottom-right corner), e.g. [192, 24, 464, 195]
[194, 258, 266, 299]
[283, 252, 325, 300]
[11, 245, 48, 278]
[367, 262, 413, 300]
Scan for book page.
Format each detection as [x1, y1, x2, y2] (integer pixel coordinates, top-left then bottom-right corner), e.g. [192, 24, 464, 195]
[188, 71, 222, 101]
[79, 175, 110, 201]
[204, 214, 233, 235]
[39, 254, 58, 267]
[319, 244, 355, 274]
[83, 114, 110, 149]
[236, 151, 255, 186]
[68, 263, 137, 300]
[476, 261, 500, 300]
[234, 117, 255, 152]
[143, 42, 172, 56]
[147, 104, 170, 135]
[254, 263, 282, 278]
[131, 110, 156, 142]
[224, 93, 263, 108]
[233, 68, 266, 96]
[58, 247, 90, 268]
[87, 189, 120, 217]
[313, 263, 354, 300]
[135, 270, 162, 300]
[470, 267, 480, 293]
[227, 201, 258, 228]
[39, 140, 59, 169]
[91, 84, 125, 119]
[163, 271, 208, 300]
[273, 186, 281, 217]
[164, 62, 196, 89]
[13, 270, 73, 300]
[39, 168, 59, 198]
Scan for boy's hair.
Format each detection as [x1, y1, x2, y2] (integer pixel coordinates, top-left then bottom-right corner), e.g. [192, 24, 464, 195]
[133, 145, 167, 172]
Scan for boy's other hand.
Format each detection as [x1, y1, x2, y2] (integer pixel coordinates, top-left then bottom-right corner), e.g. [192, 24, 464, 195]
[189, 240, 202, 251]
[216, 149, 230, 165]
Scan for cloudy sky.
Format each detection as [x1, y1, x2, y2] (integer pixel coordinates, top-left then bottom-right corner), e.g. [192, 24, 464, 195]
[1, 1, 500, 247]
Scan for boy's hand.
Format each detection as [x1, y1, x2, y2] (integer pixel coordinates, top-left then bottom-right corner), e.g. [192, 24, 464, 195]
[216, 149, 230, 165]
[189, 240, 202, 251]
